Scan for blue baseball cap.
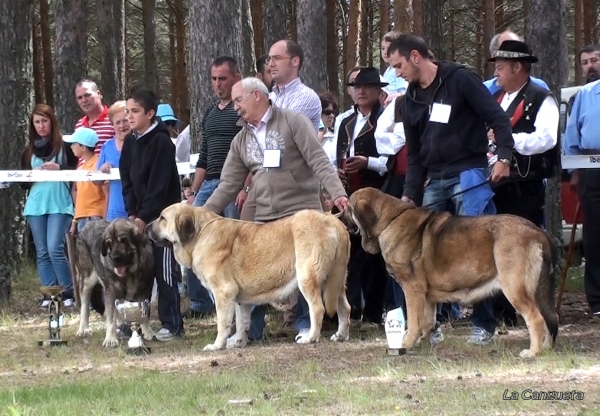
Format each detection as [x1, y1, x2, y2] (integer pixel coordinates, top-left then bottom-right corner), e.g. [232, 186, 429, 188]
[156, 103, 180, 124]
[63, 127, 99, 148]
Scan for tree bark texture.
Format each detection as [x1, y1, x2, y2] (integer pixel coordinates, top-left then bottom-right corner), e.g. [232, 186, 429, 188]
[39, 0, 54, 107]
[525, 0, 568, 271]
[251, 0, 263, 58]
[0, 0, 34, 303]
[394, 0, 411, 33]
[345, 0, 360, 74]
[326, 0, 339, 95]
[174, 0, 188, 123]
[421, 0, 444, 60]
[379, 0, 389, 71]
[574, 0, 584, 85]
[189, 0, 243, 152]
[54, 0, 87, 132]
[142, 0, 159, 96]
[97, 0, 125, 104]
[241, 0, 257, 77]
[297, 0, 328, 92]
[262, 0, 287, 51]
[33, 12, 44, 104]
[412, 0, 422, 35]
[483, 0, 495, 78]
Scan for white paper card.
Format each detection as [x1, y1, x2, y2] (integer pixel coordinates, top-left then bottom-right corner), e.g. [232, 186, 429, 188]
[430, 103, 451, 124]
[263, 149, 281, 168]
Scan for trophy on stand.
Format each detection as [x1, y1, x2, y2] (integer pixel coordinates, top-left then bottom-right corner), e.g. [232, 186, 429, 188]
[38, 286, 68, 347]
[115, 299, 151, 355]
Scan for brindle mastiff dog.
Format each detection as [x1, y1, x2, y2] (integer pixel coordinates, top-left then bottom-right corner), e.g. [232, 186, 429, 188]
[147, 204, 351, 351]
[345, 187, 558, 358]
[73, 219, 155, 347]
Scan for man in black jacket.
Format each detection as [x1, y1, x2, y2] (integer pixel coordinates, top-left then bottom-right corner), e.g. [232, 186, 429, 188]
[120, 87, 183, 341]
[387, 34, 514, 344]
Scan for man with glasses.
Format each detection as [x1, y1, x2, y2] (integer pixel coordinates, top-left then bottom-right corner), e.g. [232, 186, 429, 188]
[267, 40, 322, 132]
[204, 77, 348, 345]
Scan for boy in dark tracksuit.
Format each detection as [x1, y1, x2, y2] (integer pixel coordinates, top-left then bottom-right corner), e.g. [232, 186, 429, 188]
[119, 87, 183, 341]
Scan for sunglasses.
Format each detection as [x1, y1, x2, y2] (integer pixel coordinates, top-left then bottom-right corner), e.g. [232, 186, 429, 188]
[322, 109, 337, 116]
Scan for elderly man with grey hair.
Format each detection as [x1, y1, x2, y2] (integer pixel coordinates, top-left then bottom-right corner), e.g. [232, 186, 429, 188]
[483, 30, 549, 95]
[204, 77, 349, 346]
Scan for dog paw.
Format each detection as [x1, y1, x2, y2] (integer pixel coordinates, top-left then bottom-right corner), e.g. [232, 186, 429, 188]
[330, 332, 349, 342]
[102, 337, 119, 348]
[76, 327, 92, 337]
[519, 349, 537, 359]
[295, 334, 319, 344]
[226, 336, 248, 349]
[203, 343, 225, 351]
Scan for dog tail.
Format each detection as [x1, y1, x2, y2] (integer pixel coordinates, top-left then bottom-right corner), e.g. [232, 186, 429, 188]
[535, 236, 559, 346]
[322, 231, 351, 318]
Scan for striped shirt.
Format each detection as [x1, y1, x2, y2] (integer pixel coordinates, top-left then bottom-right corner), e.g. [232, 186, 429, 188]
[74, 105, 115, 158]
[196, 101, 242, 180]
[270, 77, 322, 132]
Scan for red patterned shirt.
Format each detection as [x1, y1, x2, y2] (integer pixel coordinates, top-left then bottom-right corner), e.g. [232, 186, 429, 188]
[74, 105, 115, 158]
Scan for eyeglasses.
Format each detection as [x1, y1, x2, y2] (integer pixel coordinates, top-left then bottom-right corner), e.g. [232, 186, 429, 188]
[266, 55, 292, 64]
[233, 91, 255, 104]
[322, 109, 337, 116]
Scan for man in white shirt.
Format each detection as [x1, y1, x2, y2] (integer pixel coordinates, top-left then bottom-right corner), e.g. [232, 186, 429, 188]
[472, 40, 559, 345]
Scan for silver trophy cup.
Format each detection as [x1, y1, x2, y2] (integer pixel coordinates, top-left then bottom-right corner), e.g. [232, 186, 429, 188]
[115, 299, 151, 354]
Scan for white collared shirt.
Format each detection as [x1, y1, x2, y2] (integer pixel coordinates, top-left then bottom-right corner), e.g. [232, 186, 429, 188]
[350, 110, 389, 176]
[500, 82, 558, 156]
[269, 78, 322, 132]
[247, 106, 273, 150]
[375, 98, 406, 156]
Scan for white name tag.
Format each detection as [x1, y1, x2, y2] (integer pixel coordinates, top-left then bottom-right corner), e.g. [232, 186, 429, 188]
[263, 149, 281, 168]
[430, 103, 451, 124]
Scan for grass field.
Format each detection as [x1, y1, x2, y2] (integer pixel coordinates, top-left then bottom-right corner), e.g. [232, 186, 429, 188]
[1, 263, 599, 415]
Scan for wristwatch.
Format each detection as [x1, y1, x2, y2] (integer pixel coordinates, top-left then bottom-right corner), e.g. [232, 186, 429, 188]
[244, 185, 251, 193]
[498, 158, 511, 166]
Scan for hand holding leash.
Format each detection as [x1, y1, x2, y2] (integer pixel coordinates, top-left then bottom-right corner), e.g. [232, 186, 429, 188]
[334, 196, 349, 212]
[491, 161, 510, 183]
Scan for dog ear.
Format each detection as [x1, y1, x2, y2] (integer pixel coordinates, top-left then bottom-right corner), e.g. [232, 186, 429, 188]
[353, 197, 377, 234]
[176, 213, 196, 245]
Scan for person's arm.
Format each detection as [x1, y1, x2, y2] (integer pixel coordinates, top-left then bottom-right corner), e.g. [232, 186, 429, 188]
[204, 134, 249, 214]
[175, 125, 191, 162]
[136, 136, 180, 224]
[290, 93, 322, 133]
[119, 136, 137, 218]
[512, 96, 558, 155]
[375, 99, 406, 156]
[563, 91, 583, 156]
[289, 113, 347, 201]
[191, 126, 209, 193]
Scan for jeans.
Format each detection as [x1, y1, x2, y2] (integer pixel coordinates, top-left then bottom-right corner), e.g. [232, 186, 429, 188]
[27, 214, 73, 297]
[187, 179, 239, 312]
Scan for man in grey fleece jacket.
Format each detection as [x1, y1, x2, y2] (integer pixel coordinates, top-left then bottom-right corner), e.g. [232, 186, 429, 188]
[204, 77, 348, 344]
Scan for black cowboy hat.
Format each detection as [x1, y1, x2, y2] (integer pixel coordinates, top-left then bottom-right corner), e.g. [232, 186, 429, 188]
[346, 67, 389, 87]
[488, 40, 538, 63]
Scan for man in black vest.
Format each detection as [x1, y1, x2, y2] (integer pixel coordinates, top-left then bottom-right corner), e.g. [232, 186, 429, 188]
[473, 40, 559, 341]
[336, 67, 391, 327]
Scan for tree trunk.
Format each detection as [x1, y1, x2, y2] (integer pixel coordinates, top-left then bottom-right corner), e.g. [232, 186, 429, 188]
[583, 0, 596, 44]
[326, 0, 338, 95]
[525, 0, 568, 272]
[174, 0, 188, 123]
[54, 0, 87, 132]
[421, 0, 444, 60]
[297, 0, 328, 92]
[0, 0, 34, 304]
[412, 0, 422, 35]
[33, 10, 44, 104]
[574, 0, 584, 85]
[483, 0, 495, 78]
[379, 0, 389, 71]
[346, 0, 360, 74]
[449, 0, 456, 61]
[495, 0, 504, 31]
[359, 0, 368, 65]
[476, 7, 483, 75]
[394, 0, 410, 33]
[241, 0, 256, 77]
[251, 0, 263, 58]
[262, 0, 286, 51]
[39, 0, 54, 107]
[97, 0, 124, 104]
[189, 0, 243, 152]
[168, 1, 178, 110]
[142, 0, 159, 96]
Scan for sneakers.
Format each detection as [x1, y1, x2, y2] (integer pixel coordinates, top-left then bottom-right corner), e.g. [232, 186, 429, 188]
[40, 300, 51, 309]
[294, 328, 310, 342]
[468, 326, 494, 345]
[154, 327, 180, 342]
[63, 298, 75, 308]
[430, 321, 444, 345]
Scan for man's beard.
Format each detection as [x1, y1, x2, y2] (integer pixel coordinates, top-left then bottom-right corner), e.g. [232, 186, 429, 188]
[586, 69, 600, 84]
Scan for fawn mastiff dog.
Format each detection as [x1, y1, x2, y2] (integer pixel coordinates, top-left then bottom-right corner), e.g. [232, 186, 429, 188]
[345, 187, 558, 358]
[73, 219, 155, 347]
[147, 204, 351, 351]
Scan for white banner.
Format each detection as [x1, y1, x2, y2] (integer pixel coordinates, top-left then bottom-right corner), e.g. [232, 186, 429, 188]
[0, 153, 199, 183]
[561, 154, 600, 170]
